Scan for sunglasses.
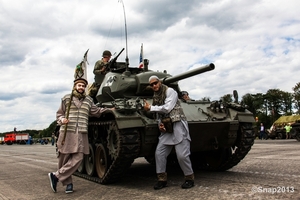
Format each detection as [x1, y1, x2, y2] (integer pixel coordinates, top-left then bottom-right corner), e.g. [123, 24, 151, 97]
[149, 81, 159, 87]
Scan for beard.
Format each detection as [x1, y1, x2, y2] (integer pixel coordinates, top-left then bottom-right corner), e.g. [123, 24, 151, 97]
[153, 84, 167, 106]
[72, 88, 86, 100]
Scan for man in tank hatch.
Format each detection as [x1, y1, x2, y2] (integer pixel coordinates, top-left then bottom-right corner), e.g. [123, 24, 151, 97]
[88, 50, 112, 102]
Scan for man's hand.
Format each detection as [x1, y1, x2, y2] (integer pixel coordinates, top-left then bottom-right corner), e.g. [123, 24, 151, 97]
[159, 123, 166, 133]
[100, 66, 107, 74]
[61, 118, 69, 124]
[143, 99, 151, 111]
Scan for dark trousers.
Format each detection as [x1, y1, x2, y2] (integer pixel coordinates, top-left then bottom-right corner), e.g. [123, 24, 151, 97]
[260, 131, 265, 139]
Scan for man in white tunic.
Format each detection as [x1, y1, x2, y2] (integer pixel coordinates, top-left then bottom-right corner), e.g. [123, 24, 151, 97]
[144, 76, 194, 190]
[48, 78, 113, 194]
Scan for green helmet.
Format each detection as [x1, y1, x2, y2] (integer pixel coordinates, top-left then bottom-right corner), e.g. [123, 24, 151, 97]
[102, 50, 112, 57]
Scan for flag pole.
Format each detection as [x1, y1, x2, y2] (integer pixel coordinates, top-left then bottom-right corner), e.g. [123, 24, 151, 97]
[139, 43, 144, 68]
[61, 49, 89, 145]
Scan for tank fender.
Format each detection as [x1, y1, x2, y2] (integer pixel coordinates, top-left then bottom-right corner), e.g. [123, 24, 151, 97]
[236, 113, 255, 123]
[113, 112, 145, 129]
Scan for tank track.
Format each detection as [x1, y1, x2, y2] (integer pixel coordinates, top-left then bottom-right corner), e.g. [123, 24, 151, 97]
[291, 123, 300, 142]
[217, 122, 255, 171]
[74, 120, 140, 184]
[199, 122, 255, 171]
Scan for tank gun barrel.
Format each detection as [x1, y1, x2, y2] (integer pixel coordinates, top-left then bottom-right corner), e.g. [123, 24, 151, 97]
[162, 63, 215, 84]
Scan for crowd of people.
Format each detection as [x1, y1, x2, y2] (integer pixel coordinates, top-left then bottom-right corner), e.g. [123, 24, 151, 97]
[259, 122, 294, 140]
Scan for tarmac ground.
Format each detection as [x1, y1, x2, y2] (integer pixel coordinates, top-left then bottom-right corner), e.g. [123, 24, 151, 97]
[0, 139, 299, 200]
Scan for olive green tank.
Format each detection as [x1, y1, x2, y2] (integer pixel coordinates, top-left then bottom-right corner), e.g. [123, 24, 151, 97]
[74, 50, 256, 184]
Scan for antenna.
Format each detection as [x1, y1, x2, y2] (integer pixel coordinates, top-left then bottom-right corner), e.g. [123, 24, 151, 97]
[119, 0, 129, 70]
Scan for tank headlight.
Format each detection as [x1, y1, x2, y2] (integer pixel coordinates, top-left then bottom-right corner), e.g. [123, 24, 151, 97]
[219, 102, 224, 112]
[220, 103, 224, 109]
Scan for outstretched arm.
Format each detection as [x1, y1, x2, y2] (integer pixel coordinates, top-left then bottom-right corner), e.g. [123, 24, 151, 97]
[149, 88, 177, 114]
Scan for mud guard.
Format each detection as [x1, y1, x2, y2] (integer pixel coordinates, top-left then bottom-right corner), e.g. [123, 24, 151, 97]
[236, 113, 255, 123]
[113, 112, 145, 129]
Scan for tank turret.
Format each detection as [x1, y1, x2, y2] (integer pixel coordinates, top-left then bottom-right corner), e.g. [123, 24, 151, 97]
[96, 63, 215, 104]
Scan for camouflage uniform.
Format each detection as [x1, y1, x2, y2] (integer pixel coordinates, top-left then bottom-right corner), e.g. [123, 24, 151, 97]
[89, 50, 111, 99]
[88, 59, 108, 99]
[93, 59, 109, 76]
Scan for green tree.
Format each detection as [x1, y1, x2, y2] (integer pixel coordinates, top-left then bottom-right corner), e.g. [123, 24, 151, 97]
[39, 120, 57, 137]
[220, 94, 233, 103]
[281, 91, 293, 115]
[241, 93, 263, 117]
[292, 82, 300, 114]
[200, 97, 211, 101]
[264, 89, 284, 120]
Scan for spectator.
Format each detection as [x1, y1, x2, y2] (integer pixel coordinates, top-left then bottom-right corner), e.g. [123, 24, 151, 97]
[259, 123, 265, 140]
[51, 133, 55, 146]
[284, 123, 292, 139]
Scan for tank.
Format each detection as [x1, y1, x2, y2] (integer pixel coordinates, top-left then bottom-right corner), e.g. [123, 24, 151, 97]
[290, 120, 300, 141]
[266, 115, 300, 140]
[74, 51, 256, 184]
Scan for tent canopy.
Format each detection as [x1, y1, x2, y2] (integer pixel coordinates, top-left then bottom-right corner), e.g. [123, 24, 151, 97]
[273, 115, 300, 126]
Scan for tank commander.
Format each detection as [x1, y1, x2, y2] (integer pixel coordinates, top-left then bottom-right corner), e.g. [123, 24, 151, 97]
[48, 77, 114, 194]
[93, 50, 112, 76]
[88, 50, 112, 101]
[143, 76, 195, 190]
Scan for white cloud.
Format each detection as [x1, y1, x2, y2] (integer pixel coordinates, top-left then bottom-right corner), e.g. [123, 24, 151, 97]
[0, 0, 300, 132]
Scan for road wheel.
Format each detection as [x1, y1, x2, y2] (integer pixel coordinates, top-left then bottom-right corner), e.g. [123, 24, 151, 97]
[296, 134, 300, 142]
[277, 132, 284, 139]
[292, 129, 300, 142]
[95, 144, 111, 179]
[85, 144, 95, 176]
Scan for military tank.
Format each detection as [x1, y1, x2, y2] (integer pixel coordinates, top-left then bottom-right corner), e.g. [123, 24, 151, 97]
[74, 50, 256, 184]
[290, 120, 300, 141]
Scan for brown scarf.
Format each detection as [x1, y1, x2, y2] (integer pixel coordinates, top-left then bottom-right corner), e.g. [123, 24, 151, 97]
[153, 84, 168, 106]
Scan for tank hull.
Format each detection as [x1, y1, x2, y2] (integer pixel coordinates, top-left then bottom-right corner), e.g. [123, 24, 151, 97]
[72, 62, 255, 184]
[74, 97, 255, 184]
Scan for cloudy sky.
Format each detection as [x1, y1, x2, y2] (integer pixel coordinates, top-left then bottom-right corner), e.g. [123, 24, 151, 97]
[0, 0, 299, 133]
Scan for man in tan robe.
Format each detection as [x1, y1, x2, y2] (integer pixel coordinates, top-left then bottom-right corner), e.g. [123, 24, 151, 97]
[48, 78, 113, 194]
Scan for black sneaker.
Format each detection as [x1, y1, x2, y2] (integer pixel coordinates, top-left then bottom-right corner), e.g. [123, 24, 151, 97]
[48, 172, 58, 193]
[181, 180, 194, 189]
[65, 183, 73, 194]
[154, 181, 167, 190]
